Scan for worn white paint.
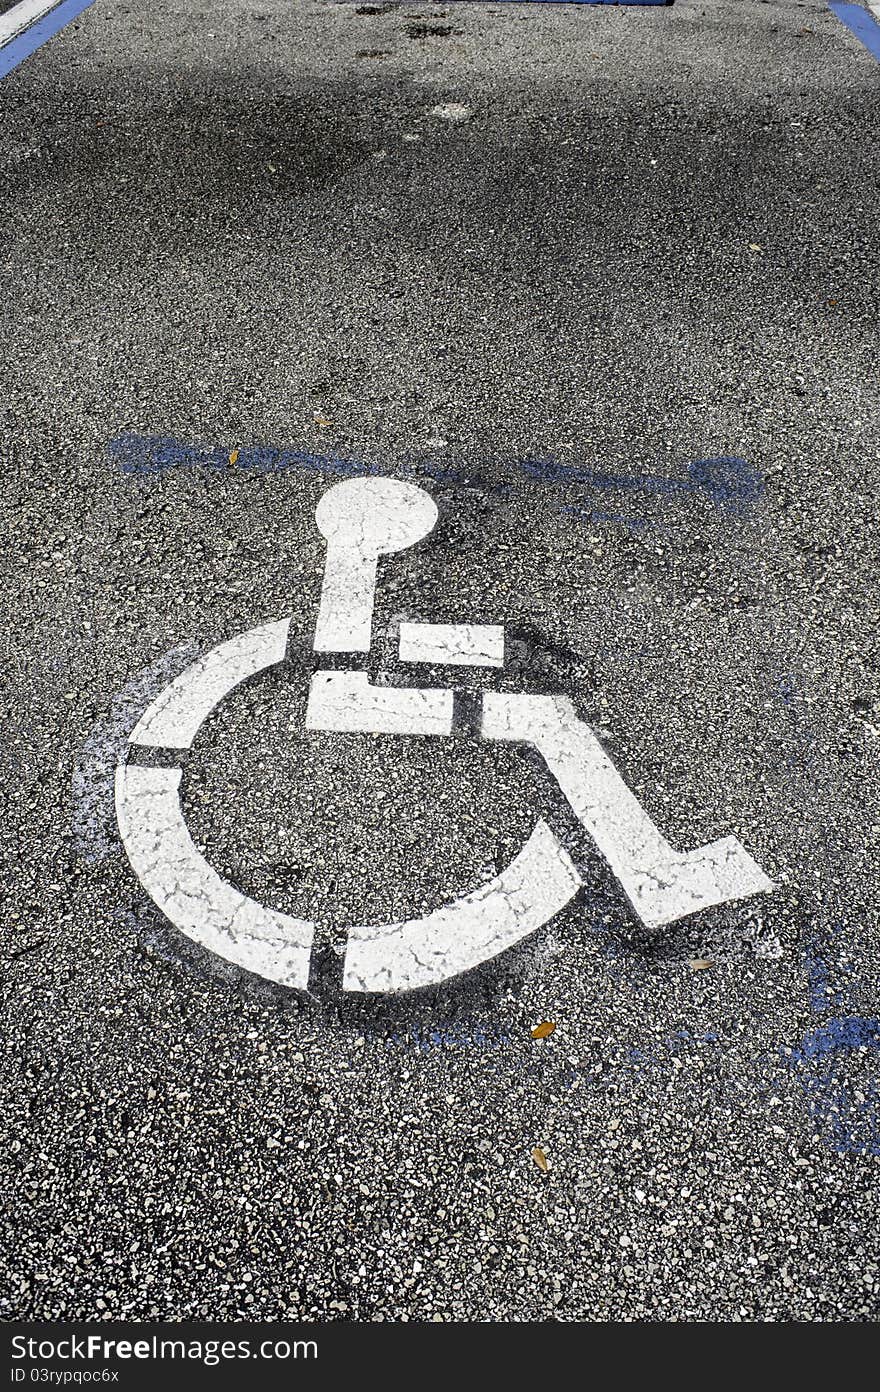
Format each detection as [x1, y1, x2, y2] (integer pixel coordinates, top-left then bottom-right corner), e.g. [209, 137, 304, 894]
[870, 3, 880, 23]
[429, 103, 473, 124]
[313, 477, 438, 653]
[115, 764, 314, 988]
[399, 622, 504, 667]
[343, 820, 580, 992]
[305, 670, 454, 737]
[128, 620, 289, 750]
[115, 473, 776, 995]
[115, 763, 578, 996]
[73, 640, 200, 863]
[0, 0, 60, 45]
[482, 692, 773, 930]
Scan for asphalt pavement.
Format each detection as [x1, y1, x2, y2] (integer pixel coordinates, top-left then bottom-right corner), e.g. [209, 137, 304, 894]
[2, 0, 880, 1321]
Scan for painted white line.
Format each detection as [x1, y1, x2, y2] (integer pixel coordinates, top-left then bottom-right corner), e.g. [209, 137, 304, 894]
[115, 765, 314, 989]
[313, 477, 438, 653]
[871, 3, 880, 22]
[343, 819, 580, 992]
[0, 0, 60, 46]
[305, 669, 454, 737]
[399, 622, 505, 668]
[129, 619, 289, 749]
[482, 692, 773, 930]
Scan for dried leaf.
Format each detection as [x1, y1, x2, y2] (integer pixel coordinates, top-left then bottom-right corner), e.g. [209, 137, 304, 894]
[748, 243, 763, 253]
[314, 415, 333, 428]
[688, 958, 714, 971]
[531, 1146, 549, 1173]
[228, 448, 239, 466]
[530, 1021, 556, 1040]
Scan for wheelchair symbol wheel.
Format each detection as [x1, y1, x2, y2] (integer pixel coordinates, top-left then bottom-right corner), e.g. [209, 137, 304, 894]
[116, 477, 774, 994]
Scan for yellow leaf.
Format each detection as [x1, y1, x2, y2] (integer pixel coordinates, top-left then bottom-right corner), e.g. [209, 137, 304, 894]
[228, 448, 239, 466]
[314, 414, 333, 428]
[688, 959, 714, 971]
[530, 1021, 556, 1040]
[531, 1146, 549, 1173]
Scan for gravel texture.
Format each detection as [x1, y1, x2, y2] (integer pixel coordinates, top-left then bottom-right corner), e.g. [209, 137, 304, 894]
[1, 0, 879, 1321]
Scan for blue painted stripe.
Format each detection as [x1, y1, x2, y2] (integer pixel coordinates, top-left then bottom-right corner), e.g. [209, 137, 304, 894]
[108, 434, 764, 529]
[829, 1, 880, 63]
[0, 0, 94, 80]
[452, 1, 671, 5]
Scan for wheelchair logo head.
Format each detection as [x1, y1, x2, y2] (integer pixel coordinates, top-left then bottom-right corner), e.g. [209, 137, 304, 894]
[115, 476, 774, 995]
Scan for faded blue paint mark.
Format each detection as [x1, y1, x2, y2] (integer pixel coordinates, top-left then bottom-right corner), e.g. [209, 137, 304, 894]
[805, 1078, 880, 1155]
[669, 1028, 720, 1046]
[519, 455, 763, 517]
[829, 2, 880, 65]
[560, 504, 652, 534]
[109, 435, 763, 528]
[0, 0, 95, 80]
[112, 434, 378, 481]
[465, 1, 670, 6]
[768, 671, 820, 772]
[787, 1017, 880, 1156]
[110, 433, 473, 490]
[803, 920, 847, 1016]
[626, 1029, 724, 1079]
[790, 1015, 880, 1062]
[774, 674, 799, 707]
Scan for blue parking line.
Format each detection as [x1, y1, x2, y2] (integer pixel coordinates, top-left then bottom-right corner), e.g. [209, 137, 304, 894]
[457, 1, 671, 5]
[0, 0, 94, 80]
[829, 1, 880, 62]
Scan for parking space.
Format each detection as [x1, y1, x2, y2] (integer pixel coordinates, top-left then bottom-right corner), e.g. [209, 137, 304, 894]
[2, 0, 880, 1321]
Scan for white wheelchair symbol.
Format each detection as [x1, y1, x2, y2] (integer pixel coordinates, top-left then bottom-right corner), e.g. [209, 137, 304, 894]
[116, 477, 774, 994]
